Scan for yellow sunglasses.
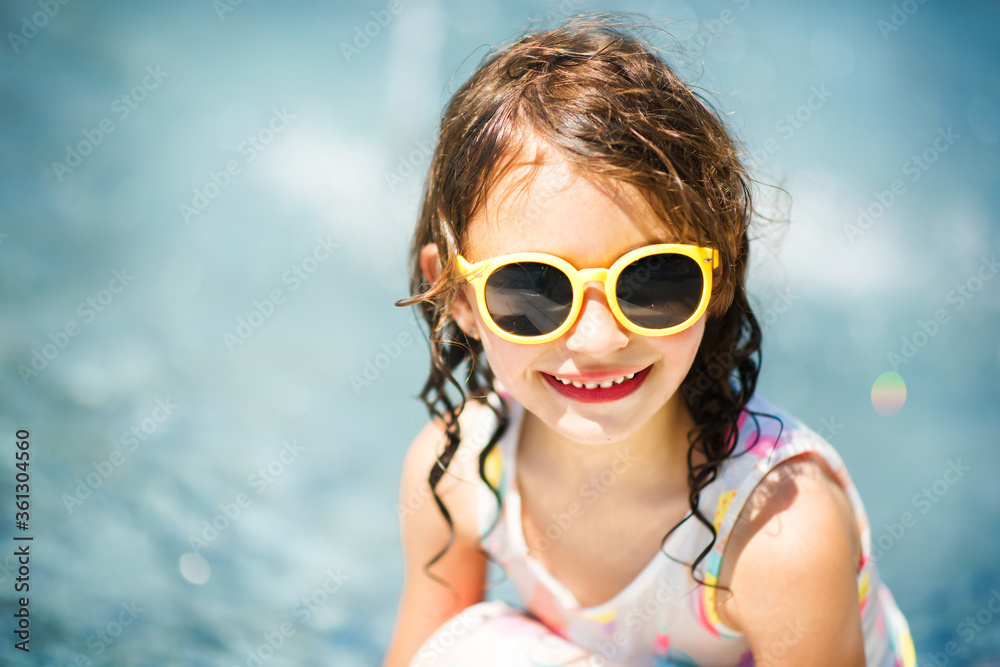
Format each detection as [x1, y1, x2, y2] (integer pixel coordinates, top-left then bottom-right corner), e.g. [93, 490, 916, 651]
[455, 243, 719, 344]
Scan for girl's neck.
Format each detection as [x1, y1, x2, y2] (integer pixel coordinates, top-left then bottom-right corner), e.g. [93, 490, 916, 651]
[517, 393, 702, 500]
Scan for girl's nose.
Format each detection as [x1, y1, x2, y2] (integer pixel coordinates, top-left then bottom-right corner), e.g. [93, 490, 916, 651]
[564, 283, 629, 354]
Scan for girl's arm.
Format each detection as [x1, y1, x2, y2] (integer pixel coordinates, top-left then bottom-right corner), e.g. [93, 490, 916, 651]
[715, 456, 866, 666]
[382, 409, 489, 667]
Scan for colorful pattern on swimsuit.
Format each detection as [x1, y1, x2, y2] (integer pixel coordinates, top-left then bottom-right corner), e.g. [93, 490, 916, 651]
[467, 390, 917, 667]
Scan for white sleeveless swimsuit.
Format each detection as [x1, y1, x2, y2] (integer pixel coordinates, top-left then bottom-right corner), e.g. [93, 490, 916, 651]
[463, 389, 917, 667]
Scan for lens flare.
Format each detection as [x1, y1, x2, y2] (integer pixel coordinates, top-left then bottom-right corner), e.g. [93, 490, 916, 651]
[871, 371, 906, 416]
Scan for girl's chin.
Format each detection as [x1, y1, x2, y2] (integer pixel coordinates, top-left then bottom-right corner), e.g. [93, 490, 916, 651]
[536, 406, 650, 444]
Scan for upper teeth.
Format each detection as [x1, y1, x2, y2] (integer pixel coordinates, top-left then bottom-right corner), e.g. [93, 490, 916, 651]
[553, 372, 637, 389]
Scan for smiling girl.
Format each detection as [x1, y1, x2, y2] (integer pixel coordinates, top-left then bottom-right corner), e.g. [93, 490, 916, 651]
[384, 14, 915, 667]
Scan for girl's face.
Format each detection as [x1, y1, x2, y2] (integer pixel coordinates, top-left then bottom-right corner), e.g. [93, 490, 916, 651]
[438, 153, 707, 446]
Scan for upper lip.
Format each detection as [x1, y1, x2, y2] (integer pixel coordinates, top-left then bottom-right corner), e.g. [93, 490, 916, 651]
[546, 365, 650, 383]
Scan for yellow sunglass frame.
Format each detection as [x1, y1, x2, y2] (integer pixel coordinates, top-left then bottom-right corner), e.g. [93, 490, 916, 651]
[455, 243, 719, 344]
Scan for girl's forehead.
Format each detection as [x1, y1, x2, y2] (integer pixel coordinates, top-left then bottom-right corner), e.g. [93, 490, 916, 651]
[463, 160, 687, 262]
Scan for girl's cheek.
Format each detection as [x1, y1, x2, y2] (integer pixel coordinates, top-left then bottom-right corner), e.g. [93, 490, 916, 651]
[654, 319, 706, 364]
[486, 338, 525, 367]
[480, 338, 535, 380]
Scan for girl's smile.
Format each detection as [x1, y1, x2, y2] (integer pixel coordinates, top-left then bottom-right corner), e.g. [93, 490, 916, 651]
[540, 363, 652, 403]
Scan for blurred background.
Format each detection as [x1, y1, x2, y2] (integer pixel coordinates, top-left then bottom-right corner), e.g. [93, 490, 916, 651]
[0, 0, 997, 664]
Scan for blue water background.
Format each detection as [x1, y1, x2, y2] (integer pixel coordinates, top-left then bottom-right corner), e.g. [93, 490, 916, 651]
[0, 0, 998, 664]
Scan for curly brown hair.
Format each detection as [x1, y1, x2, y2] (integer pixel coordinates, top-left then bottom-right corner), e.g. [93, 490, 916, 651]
[394, 11, 775, 609]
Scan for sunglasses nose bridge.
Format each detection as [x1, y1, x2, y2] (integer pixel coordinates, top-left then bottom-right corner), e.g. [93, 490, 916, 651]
[575, 267, 611, 287]
[573, 268, 615, 307]
[577, 269, 611, 314]
[571, 267, 619, 320]
[563, 267, 631, 349]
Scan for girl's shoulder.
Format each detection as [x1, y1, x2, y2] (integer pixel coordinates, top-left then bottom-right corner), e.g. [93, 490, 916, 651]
[708, 394, 866, 632]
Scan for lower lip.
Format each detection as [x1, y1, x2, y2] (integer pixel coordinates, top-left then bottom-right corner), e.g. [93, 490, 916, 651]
[542, 366, 652, 403]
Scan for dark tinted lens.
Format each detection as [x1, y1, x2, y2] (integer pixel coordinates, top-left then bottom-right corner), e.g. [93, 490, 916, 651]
[484, 262, 573, 337]
[616, 253, 703, 329]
